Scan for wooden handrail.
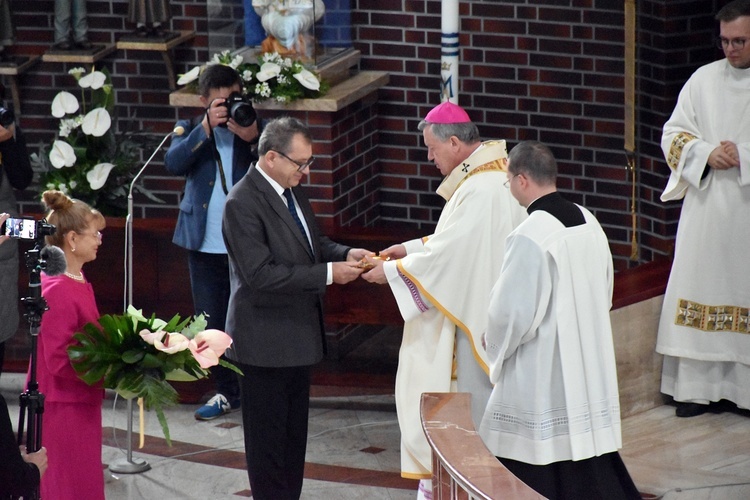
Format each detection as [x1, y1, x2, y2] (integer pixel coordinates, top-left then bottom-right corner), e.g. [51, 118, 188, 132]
[421, 392, 546, 499]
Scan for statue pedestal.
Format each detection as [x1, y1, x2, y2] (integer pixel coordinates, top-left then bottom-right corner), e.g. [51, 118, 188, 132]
[0, 56, 40, 116]
[169, 70, 389, 230]
[116, 31, 197, 90]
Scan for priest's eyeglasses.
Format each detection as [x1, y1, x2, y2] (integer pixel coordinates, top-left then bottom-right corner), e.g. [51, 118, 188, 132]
[504, 174, 517, 188]
[272, 150, 315, 172]
[716, 37, 748, 50]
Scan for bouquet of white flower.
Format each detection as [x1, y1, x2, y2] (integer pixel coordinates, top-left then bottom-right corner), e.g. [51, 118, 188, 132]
[178, 50, 328, 104]
[32, 68, 159, 216]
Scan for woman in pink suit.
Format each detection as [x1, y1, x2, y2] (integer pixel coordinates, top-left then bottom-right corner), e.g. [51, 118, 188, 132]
[32, 190, 106, 499]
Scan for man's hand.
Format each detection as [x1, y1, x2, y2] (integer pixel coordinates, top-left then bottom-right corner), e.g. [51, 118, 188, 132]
[228, 119, 259, 143]
[379, 243, 406, 260]
[0, 213, 8, 246]
[332, 261, 364, 284]
[20, 445, 48, 478]
[708, 141, 740, 170]
[346, 248, 374, 263]
[0, 123, 15, 143]
[360, 255, 387, 284]
[202, 98, 229, 134]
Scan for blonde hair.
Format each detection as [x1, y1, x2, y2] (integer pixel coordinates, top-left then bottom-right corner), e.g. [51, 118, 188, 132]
[42, 190, 106, 247]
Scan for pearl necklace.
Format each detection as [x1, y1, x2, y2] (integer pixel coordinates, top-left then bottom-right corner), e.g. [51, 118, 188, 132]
[64, 271, 85, 283]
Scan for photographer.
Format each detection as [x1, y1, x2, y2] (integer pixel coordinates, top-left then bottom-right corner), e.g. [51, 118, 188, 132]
[0, 213, 49, 499]
[165, 64, 259, 420]
[0, 88, 33, 378]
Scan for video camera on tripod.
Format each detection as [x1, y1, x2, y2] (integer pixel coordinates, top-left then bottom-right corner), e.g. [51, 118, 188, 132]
[1, 216, 55, 241]
[10, 217, 61, 500]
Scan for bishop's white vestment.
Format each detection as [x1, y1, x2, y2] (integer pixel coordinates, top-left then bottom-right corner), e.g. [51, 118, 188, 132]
[657, 59, 750, 409]
[479, 201, 623, 465]
[383, 140, 526, 478]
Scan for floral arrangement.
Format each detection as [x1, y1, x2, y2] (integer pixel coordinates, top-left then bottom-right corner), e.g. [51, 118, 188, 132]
[31, 68, 159, 216]
[178, 50, 328, 104]
[67, 306, 242, 444]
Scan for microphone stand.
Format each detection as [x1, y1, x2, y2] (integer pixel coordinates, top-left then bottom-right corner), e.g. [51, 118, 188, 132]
[109, 129, 177, 474]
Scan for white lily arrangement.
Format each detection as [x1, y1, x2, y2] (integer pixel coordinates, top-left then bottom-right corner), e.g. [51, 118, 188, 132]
[33, 67, 159, 216]
[178, 50, 328, 104]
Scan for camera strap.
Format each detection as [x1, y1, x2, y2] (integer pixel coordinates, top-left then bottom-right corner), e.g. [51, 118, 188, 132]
[205, 107, 230, 196]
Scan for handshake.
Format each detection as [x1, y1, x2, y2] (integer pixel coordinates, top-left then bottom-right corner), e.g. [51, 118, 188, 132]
[333, 245, 405, 285]
[356, 253, 391, 271]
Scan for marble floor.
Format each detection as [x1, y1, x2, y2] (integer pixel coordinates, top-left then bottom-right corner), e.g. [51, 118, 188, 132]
[3, 371, 750, 500]
[3, 324, 750, 500]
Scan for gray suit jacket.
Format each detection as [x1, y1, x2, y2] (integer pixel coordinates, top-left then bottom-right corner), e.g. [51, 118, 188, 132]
[222, 164, 350, 367]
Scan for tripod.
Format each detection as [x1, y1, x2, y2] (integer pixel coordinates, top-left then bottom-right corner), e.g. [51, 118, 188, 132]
[16, 243, 50, 500]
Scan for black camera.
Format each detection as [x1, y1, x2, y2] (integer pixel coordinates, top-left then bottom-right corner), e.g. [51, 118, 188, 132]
[221, 92, 256, 128]
[1, 216, 56, 241]
[0, 106, 15, 127]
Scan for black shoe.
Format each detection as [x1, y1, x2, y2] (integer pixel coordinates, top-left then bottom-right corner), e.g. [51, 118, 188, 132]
[136, 25, 149, 37]
[675, 402, 709, 418]
[75, 39, 93, 50]
[53, 40, 72, 50]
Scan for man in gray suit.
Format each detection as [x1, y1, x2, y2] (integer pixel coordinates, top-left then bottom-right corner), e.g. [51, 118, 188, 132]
[223, 116, 368, 500]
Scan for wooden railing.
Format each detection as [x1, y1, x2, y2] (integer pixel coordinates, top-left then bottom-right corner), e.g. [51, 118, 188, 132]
[421, 392, 546, 500]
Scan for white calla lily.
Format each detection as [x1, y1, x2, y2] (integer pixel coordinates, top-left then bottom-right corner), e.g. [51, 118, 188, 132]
[177, 66, 201, 85]
[81, 108, 111, 137]
[256, 62, 281, 82]
[51, 91, 80, 118]
[86, 162, 115, 190]
[79, 71, 107, 89]
[49, 140, 76, 169]
[293, 69, 320, 91]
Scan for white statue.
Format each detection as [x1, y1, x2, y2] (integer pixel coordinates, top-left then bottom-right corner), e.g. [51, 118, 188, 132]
[253, 0, 325, 58]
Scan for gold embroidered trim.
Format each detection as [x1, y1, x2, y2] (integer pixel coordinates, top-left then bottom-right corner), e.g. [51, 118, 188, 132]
[667, 132, 697, 171]
[454, 158, 508, 193]
[674, 299, 750, 333]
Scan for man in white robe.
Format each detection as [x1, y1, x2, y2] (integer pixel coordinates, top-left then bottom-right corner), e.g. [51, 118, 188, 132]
[479, 141, 640, 499]
[656, 0, 750, 418]
[362, 101, 526, 496]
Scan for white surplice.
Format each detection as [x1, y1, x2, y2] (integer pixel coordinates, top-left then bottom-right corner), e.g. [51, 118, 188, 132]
[479, 207, 623, 465]
[657, 59, 750, 408]
[383, 140, 527, 478]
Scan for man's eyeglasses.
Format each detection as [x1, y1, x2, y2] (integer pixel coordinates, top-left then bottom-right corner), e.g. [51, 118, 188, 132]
[504, 174, 516, 188]
[716, 37, 748, 50]
[271, 150, 315, 172]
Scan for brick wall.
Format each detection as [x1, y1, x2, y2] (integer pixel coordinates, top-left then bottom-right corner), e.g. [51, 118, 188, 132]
[4, 0, 725, 270]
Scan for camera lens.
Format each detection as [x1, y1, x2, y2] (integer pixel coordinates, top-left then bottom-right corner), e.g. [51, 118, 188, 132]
[230, 101, 256, 128]
[0, 107, 15, 128]
[222, 92, 256, 128]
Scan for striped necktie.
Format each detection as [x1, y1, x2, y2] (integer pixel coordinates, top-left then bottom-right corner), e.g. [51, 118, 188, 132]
[283, 188, 312, 254]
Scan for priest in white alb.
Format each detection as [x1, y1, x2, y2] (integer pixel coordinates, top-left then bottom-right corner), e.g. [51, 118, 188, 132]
[362, 101, 526, 498]
[479, 141, 641, 499]
[656, 0, 750, 418]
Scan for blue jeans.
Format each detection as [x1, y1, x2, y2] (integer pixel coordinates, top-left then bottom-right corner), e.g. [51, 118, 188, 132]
[54, 0, 88, 43]
[188, 250, 240, 402]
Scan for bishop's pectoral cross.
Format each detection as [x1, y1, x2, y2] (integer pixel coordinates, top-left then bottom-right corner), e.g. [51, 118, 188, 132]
[461, 162, 470, 172]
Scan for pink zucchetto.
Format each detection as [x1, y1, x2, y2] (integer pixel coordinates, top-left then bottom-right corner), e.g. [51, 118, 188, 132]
[423, 101, 472, 124]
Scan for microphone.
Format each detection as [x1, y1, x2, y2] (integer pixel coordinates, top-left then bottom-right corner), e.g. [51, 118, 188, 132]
[40, 245, 67, 276]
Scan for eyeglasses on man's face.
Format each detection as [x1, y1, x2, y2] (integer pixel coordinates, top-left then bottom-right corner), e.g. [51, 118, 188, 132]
[716, 37, 748, 50]
[271, 149, 315, 172]
[504, 173, 517, 188]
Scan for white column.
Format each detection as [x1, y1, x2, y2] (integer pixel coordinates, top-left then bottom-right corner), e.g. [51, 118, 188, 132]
[440, 0, 459, 103]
